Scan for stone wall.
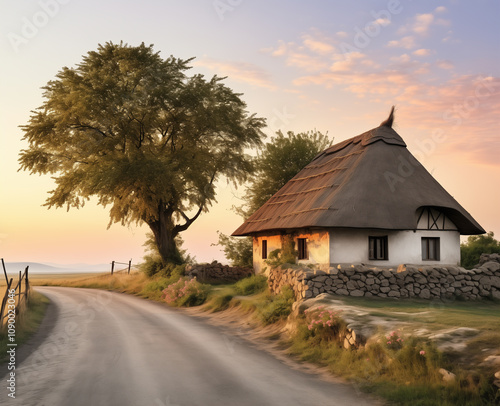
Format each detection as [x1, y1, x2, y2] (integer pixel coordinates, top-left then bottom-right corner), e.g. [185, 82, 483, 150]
[186, 261, 253, 283]
[268, 254, 500, 301]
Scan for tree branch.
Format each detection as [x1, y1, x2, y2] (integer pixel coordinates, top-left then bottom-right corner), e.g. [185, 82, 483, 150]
[173, 171, 217, 233]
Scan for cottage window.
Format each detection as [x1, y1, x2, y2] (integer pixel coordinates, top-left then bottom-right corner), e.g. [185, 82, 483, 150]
[369, 236, 388, 260]
[297, 238, 308, 260]
[262, 240, 268, 260]
[422, 237, 440, 261]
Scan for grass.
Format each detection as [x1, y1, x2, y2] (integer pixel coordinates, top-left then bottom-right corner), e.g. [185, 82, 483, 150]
[0, 291, 49, 363]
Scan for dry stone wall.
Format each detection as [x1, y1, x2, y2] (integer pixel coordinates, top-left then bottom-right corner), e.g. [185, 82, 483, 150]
[186, 261, 253, 283]
[268, 254, 500, 301]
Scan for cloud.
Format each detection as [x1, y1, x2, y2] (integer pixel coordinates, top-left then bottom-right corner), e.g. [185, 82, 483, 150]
[265, 28, 499, 167]
[397, 9, 450, 38]
[394, 75, 500, 166]
[413, 48, 432, 57]
[193, 58, 276, 89]
[387, 36, 416, 49]
[302, 34, 335, 55]
[437, 60, 454, 70]
[413, 13, 434, 35]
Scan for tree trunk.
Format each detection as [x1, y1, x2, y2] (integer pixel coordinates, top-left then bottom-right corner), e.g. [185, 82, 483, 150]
[148, 207, 183, 265]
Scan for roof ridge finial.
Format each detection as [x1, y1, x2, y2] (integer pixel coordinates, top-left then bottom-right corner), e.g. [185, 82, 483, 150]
[380, 105, 395, 128]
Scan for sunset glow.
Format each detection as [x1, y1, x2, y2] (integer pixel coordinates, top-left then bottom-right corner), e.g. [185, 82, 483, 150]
[1, 0, 499, 266]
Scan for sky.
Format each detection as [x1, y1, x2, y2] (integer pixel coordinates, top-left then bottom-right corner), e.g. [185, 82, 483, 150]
[0, 0, 499, 267]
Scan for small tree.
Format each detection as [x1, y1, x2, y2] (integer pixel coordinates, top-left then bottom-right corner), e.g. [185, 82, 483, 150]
[19, 42, 265, 266]
[460, 232, 500, 269]
[241, 130, 331, 218]
[216, 130, 331, 265]
[214, 231, 253, 267]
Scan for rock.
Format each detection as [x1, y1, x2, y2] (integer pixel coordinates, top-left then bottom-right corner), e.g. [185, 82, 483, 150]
[336, 289, 349, 296]
[419, 289, 431, 299]
[439, 368, 456, 383]
[495, 371, 500, 380]
[350, 290, 364, 297]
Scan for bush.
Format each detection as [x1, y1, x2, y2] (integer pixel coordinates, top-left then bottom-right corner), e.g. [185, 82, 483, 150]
[460, 231, 500, 269]
[258, 285, 295, 325]
[234, 275, 268, 296]
[161, 277, 210, 307]
[302, 306, 345, 343]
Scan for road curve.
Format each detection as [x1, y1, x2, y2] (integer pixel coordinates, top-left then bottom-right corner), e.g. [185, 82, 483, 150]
[2, 287, 379, 406]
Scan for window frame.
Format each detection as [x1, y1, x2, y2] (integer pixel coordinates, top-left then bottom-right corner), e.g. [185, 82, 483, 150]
[261, 239, 268, 260]
[422, 237, 440, 261]
[297, 238, 308, 260]
[368, 236, 389, 261]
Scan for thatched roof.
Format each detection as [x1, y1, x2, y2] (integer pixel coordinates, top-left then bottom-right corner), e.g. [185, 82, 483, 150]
[232, 109, 485, 236]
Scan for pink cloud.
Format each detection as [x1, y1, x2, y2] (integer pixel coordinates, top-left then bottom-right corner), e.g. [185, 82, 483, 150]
[193, 58, 276, 89]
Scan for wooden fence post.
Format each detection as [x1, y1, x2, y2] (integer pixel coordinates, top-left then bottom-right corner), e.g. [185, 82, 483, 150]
[24, 266, 29, 303]
[128, 260, 131, 274]
[1, 258, 8, 284]
[111, 261, 115, 275]
[18, 270, 22, 309]
[0, 278, 13, 327]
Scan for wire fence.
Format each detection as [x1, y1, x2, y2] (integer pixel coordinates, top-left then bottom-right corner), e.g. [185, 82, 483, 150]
[0, 258, 30, 329]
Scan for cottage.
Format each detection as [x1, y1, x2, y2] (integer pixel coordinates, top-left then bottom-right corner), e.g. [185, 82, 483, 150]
[232, 108, 485, 273]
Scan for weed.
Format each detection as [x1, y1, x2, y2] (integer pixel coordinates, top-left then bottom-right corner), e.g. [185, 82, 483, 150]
[257, 285, 295, 325]
[233, 275, 268, 296]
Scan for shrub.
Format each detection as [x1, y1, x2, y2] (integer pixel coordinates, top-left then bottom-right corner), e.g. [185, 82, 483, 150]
[265, 235, 297, 267]
[234, 275, 268, 296]
[460, 231, 500, 269]
[303, 306, 345, 343]
[385, 330, 404, 350]
[258, 285, 295, 325]
[161, 277, 210, 307]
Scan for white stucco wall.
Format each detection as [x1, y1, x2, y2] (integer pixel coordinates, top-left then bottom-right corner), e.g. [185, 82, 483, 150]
[329, 228, 461, 266]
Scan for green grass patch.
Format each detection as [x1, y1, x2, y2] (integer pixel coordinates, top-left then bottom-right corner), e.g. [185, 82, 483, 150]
[0, 291, 49, 363]
[233, 275, 268, 296]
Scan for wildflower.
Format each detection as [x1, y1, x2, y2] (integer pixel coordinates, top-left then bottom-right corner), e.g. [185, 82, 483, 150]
[419, 350, 426, 356]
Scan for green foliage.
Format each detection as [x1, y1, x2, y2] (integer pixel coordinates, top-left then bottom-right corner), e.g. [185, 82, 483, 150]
[141, 265, 185, 299]
[214, 232, 253, 267]
[460, 231, 500, 269]
[19, 41, 265, 264]
[257, 285, 295, 325]
[265, 235, 297, 267]
[234, 275, 268, 295]
[241, 129, 331, 217]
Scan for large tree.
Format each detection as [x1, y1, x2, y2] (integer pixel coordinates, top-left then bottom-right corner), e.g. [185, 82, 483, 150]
[217, 130, 331, 266]
[19, 42, 266, 265]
